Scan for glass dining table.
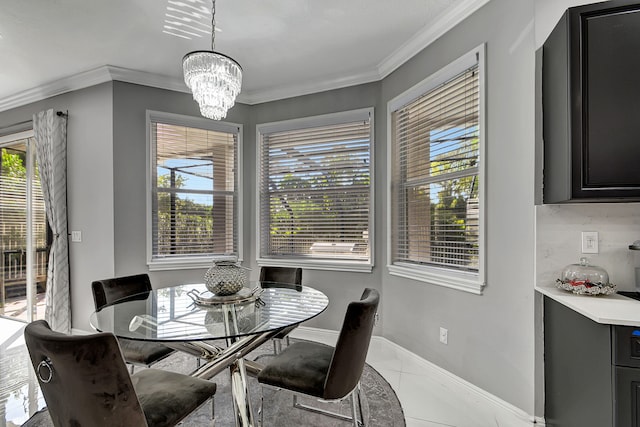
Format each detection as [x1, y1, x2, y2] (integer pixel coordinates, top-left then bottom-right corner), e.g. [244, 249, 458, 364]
[89, 281, 329, 427]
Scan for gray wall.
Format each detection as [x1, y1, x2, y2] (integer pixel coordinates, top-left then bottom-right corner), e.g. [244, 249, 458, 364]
[380, 0, 536, 415]
[244, 0, 537, 414]
[247, 82, 383, 331]
[110, 81, 382, 333]
[0, 0, 543, 417]
[111, 82, 251, 288]
[0, 83, 115, 330]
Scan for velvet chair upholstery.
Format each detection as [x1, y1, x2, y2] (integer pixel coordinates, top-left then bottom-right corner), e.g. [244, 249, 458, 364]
[258, 266, 303, 354]
[91, 274, 175, 371]
[24, 320, 216, 427]
[257, 288, 379, 426]
[259, 266, 302, 286]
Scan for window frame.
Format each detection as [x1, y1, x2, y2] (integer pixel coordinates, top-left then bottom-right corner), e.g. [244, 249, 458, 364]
[256, 108, 375, 273]
[146, 110, 243, 271]
[386, 44, 486, 294]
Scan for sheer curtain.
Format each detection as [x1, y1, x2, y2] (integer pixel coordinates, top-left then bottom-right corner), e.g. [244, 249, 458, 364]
[33, 109, 70, 333]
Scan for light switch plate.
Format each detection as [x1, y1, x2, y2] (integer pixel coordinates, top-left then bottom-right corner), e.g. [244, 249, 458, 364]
[581, 231, 598, 254]
[71, 230, 82, 242]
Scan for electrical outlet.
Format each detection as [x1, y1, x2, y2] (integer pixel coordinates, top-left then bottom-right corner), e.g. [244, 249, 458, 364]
[439, 327, 448, 345]
[581, 231, 598, 254]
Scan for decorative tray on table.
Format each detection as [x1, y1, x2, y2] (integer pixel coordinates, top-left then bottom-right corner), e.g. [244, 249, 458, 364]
[187, 285, 264, 306]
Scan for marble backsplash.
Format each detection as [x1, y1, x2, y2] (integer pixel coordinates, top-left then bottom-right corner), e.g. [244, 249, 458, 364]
[536, 203, 640, 291]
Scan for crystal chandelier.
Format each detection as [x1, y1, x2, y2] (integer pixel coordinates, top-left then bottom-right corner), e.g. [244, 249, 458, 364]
[183, 0, 242, 120]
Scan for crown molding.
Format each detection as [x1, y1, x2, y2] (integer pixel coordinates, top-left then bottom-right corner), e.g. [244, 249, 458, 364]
[0, 0, 490, 111]
[239, 68, 382, 105]
[0, 66, 112, 113]
[240, 0, 491, 105]
[0, 65, 191, 113]
[377, 0, 491, 78]
[106, 66, 190, 94]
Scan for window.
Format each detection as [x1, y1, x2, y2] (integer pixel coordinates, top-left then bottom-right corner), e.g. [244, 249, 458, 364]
[147, 111, 242, 270]
[388, 45, 485, 294]
[257, 108, 373, 272]
[0, 130, 49, 320]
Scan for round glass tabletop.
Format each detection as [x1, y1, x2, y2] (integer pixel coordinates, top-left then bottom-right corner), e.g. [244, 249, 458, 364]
[89, 282, 329, 342]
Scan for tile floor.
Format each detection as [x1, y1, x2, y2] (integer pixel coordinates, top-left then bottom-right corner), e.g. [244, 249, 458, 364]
[0, 316, 520, 427]
[365, 338, 507, 427]
[1, 318, 45, 427]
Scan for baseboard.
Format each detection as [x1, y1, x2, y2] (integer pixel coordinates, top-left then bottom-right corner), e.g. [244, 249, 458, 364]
[292, 326, 544, 427]
[534, 416, 546, 426]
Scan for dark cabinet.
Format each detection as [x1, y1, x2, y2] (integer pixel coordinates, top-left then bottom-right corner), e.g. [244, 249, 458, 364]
[543, 0, 640, 203]
[544, 297, 613, 427]
[544, 297, 640, 427]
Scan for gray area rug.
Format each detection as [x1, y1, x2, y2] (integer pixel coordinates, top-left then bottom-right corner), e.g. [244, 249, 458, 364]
[22, 339, 405, 426]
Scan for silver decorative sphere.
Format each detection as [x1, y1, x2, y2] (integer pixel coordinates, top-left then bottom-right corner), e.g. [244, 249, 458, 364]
[204, 260, 246, 295]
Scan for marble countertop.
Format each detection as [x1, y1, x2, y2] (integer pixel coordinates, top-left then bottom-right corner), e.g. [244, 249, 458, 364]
[536, 285, 640, 326]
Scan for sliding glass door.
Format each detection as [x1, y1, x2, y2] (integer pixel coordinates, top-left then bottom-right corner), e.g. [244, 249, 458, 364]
[0, 131, 49, 322]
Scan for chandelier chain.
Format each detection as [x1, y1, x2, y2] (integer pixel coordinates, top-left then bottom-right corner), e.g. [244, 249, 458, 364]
[211, 0, 216, 51]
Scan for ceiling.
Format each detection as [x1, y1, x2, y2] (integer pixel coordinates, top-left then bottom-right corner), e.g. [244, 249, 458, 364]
[0, 0, 488, 111]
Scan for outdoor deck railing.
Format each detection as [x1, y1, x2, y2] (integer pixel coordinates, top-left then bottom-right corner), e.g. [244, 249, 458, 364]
[0, 248, 48, 306]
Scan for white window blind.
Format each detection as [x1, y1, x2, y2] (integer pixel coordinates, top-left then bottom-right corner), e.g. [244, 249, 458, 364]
[149, 113, 240, 265]
[390, 50, 482, 278]
[258, 109, 372, 267]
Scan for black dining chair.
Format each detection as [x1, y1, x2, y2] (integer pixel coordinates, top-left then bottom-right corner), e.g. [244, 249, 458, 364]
[91, 274, 175, 373]
[24, 320, 217, 427]
[257, 288, 379, 426]
[259, 266, 303, 355]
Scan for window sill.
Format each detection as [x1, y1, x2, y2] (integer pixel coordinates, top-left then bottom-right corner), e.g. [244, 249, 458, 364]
[257, 258, 373, 273]
[388, 263, 484, 295]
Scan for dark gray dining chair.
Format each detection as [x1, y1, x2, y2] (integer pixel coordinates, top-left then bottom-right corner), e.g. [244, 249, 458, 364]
[257, 288, 379, 426]
[259, 266, 303, 355]
[91, 274, 176, 373]
[24, 320, 217, 427]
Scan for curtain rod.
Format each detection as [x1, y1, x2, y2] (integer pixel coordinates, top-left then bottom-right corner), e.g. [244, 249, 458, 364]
[0, 110, 68, 134]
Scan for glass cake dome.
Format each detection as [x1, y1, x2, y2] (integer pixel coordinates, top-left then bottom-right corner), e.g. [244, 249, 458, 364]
[556, 257, 615, 295]
[560, 257, 609, 285]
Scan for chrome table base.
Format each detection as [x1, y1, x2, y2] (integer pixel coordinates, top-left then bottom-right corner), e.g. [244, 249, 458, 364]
[165, 317, 274, 426]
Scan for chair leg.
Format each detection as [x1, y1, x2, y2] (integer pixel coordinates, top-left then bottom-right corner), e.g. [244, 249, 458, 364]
[211, 396, 215, 425]
[356, 382, 367, 426]
[260, 386, 265, 426]
[129, 364, 135, 374]
[293, 390, 362, 424]
[351, 392, 359, 427]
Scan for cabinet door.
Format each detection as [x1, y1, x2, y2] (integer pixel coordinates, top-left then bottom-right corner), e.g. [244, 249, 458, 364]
[544, 298, 613, 427]
[580, 7, 640, 193]
[615, 366, 640, 427]
[542, 1, 640, 202]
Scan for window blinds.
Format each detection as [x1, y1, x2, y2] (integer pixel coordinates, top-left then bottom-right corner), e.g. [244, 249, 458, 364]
[151, 122, 238, 260]
[259, 114, 371, 261]
[391, 64, 480, 272]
